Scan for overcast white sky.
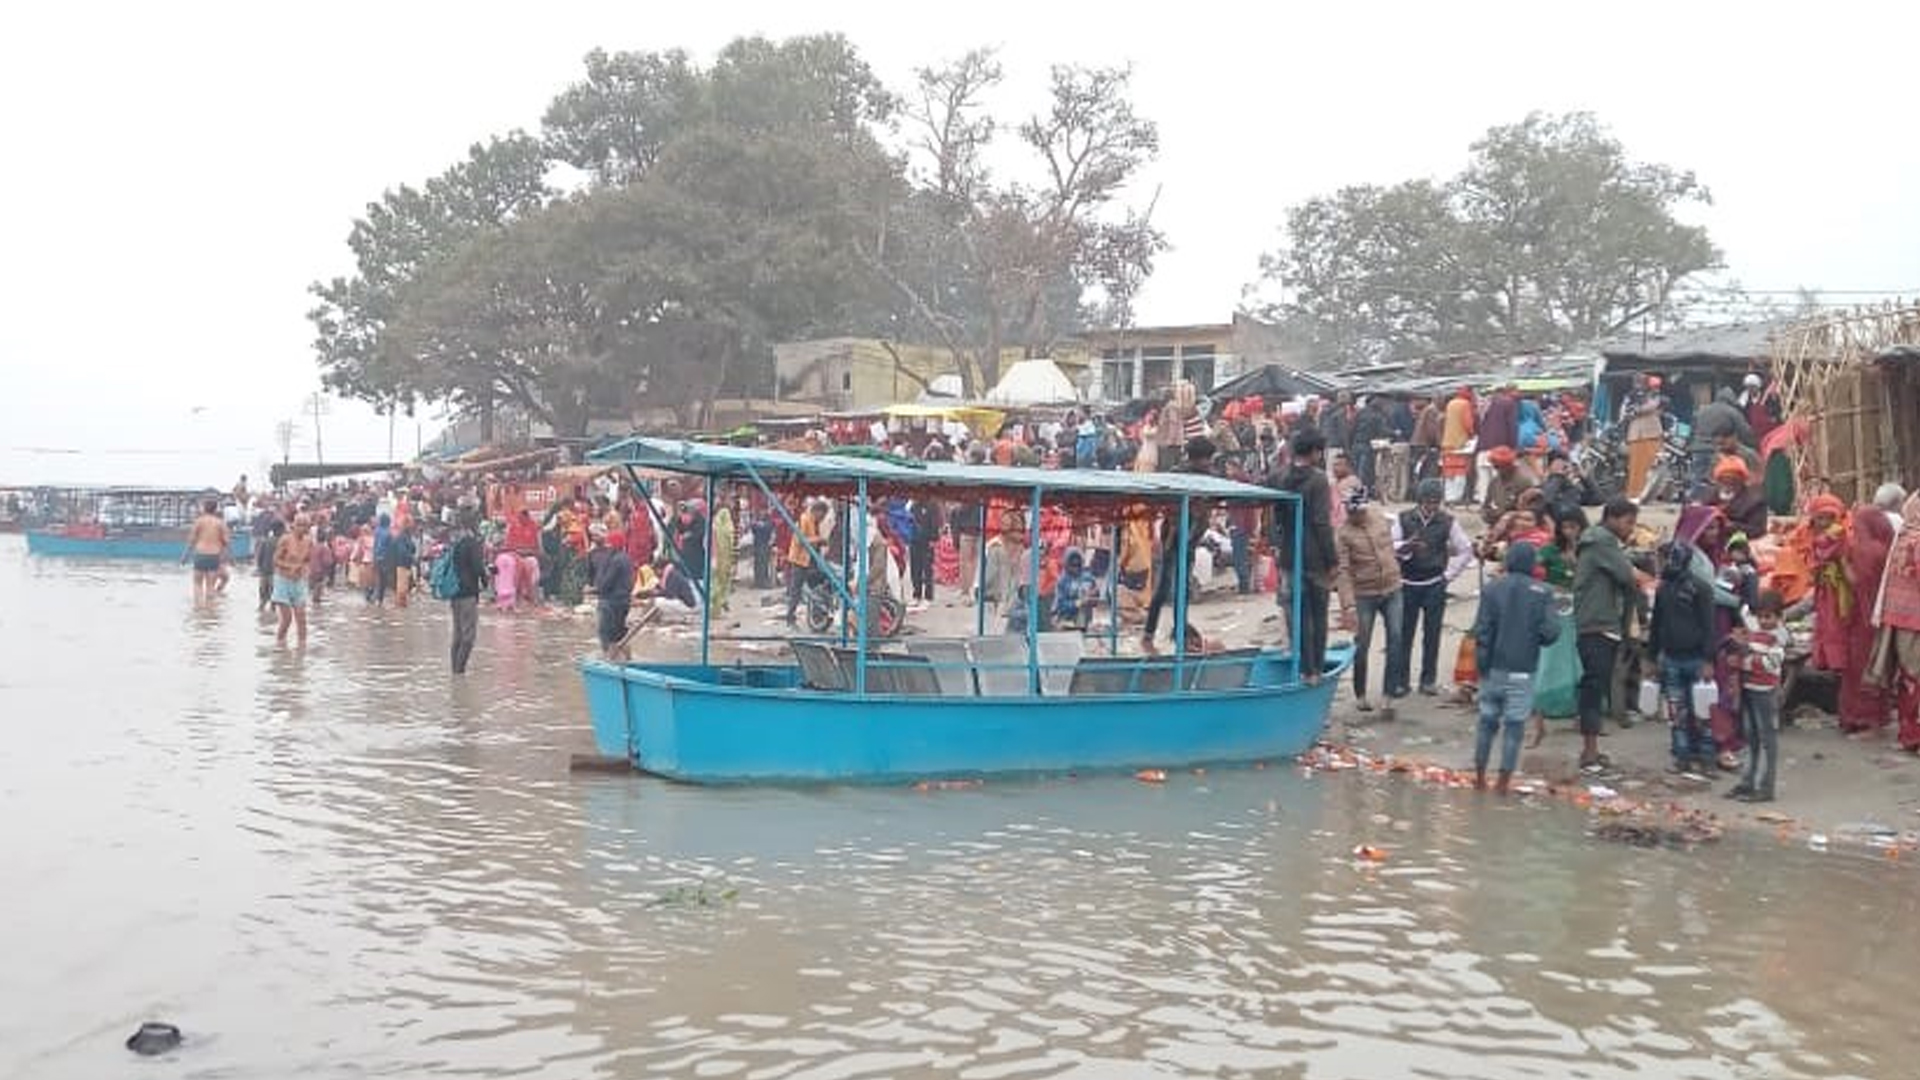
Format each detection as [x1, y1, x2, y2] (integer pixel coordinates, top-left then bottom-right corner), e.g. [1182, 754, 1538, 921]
[4, 1, 1917, 485]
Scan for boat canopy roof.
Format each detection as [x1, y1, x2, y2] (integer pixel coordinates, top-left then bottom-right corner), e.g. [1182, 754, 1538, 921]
[590, 436, 1289, 505]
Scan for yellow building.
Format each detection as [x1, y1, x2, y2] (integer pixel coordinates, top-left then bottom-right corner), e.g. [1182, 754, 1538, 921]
[773, 338, 1092, 411]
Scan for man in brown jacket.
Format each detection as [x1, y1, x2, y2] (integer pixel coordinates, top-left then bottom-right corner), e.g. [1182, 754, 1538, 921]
[1409, 396, 1443, 487]
[1334, 489, 1405, 712]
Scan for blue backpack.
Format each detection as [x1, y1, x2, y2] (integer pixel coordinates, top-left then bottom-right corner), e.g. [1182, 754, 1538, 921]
[429, 542, 462, 600]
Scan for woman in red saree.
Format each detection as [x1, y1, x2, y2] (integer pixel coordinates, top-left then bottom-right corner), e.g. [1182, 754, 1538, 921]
[1806, 495, 1893, 731]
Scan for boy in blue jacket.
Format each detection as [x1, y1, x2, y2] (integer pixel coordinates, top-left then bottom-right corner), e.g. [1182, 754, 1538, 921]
[1472, 542, 1561, 793]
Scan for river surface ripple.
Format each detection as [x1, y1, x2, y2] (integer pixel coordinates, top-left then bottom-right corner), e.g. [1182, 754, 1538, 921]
[1, 541, 1913, 1079]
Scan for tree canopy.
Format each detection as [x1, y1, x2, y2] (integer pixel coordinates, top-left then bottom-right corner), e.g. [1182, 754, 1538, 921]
[856, 51, 1164, 394]
[1248, 112, 1721, 364]
[309, 35, 1163, 435]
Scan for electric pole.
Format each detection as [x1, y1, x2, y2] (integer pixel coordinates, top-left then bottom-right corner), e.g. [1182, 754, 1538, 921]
[304, 392, 330, 465]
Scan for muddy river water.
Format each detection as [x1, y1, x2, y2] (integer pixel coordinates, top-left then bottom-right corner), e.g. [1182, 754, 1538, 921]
[1, 542, 1914, 1079]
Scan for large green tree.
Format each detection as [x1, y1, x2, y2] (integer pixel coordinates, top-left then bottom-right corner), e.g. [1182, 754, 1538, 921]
[310, 35, 1165, 433]
[307, 133, 552, 439]
[1249, 112, 1721, 363]
[345, 34, 901, 436]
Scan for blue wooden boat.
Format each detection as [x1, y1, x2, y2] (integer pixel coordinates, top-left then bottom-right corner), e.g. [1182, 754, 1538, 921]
[580, 437, 1351, 784]
[21, 487, 251, 561]
[25, 527, 253, 561]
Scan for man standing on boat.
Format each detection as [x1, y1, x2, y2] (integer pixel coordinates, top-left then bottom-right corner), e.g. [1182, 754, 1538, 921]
[446, 508, 489, 674]
[184, 498, 231, 605]
[1275, 429, 1337, 685]
[1140, 436, 1217, 655]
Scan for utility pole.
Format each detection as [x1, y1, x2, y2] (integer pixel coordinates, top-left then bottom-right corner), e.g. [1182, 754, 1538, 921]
[274, 420, 295, 465]
[304, 392, 330, 465]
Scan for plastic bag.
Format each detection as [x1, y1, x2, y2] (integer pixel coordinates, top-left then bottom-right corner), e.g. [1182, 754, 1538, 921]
[1532, 609, 1581, 718]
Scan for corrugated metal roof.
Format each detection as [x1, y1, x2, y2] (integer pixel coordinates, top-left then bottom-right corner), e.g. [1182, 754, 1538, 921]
[589, 437, 1291, 503]
[1598, 321, 1790, 363]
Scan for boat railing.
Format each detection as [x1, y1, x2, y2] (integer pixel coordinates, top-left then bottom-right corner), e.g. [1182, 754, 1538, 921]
[788, 637, 1284, 698]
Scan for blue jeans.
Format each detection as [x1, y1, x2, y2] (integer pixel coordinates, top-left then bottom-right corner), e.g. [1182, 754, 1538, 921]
[1660, 655, 1717, 765]
[1476, 669, 1535, 774]
[1351, 590, 1404, 700]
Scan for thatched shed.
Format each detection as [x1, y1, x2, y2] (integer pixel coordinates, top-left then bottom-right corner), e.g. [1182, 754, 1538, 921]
[1769, 305, 1920, 503]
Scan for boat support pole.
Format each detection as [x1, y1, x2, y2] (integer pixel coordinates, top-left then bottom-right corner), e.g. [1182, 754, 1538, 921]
[853, 480, 870, 694]
[1172, 494, 1191, 688]
[1025, 486, 1043, 695]
[739, 463, 852, 608]
[974, 503, 989, 637]
[1107, 521, 1121, 656]
[625, 466, 708, 607]
[1290, 492, 1304, 684]
[839, 496, 852, 646]
[700, 474, 715, 667]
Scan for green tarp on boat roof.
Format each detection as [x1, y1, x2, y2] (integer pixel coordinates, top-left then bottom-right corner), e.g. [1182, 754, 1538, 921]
[590, 437, 1289, 504]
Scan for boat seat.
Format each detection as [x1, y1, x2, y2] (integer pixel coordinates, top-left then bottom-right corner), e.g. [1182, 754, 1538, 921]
[1066, 656, 1141, 694]
[866, 654, 942, 696]
[1034, 632, 1086, 697]
[1185, 647, 1262, 691]
[913, 638, 979, 696]
[968, 636, 1032, 697]
[1135, 662, 1176, 693]
[791, 641, 849, 691]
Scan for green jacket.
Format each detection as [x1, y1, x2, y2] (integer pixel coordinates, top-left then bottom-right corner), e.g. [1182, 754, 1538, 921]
[1571, 524, 1637, 636]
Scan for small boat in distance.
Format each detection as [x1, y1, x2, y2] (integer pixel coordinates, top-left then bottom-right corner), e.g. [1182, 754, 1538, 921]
[579, 437, 1350, 784]
[22, 486, 252, 560]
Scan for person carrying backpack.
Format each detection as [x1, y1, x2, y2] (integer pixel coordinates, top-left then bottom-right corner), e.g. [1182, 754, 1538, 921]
[439, 509, 489, 675]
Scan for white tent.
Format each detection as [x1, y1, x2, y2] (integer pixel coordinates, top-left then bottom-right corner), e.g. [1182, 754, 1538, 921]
[984, 359, 1080, 406]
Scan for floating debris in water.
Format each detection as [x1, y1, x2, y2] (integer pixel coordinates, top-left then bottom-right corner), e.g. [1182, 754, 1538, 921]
[1588, 800, 1724, 847]
[1133, 768, 1167, 784]
[647, 882, 740, 908]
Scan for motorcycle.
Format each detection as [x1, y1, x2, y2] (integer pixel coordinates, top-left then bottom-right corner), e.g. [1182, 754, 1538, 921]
[799, 572, 905, 638]
[1582, 419, 1689, 504]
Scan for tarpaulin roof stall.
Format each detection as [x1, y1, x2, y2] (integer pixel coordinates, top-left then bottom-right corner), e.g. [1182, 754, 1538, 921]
[440, 446, 563, 474]
[882, 403, 1007, 437]
[984, 359, 1080, 406]
[1205, 364, 1349, 403]
[269, 462, 404, 486]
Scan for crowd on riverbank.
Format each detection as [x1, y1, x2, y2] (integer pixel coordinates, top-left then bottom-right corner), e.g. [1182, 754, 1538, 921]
[192, 367, 1919, 819]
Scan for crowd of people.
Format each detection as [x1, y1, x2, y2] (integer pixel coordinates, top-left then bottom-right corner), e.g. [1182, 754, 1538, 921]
[186, 367, 1917, 811]
[1460, 374, 1917, 804]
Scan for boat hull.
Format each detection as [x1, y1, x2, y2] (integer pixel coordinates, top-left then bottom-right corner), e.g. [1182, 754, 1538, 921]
[581, 646, 1352, 783]
[25, 530, 253, 561]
